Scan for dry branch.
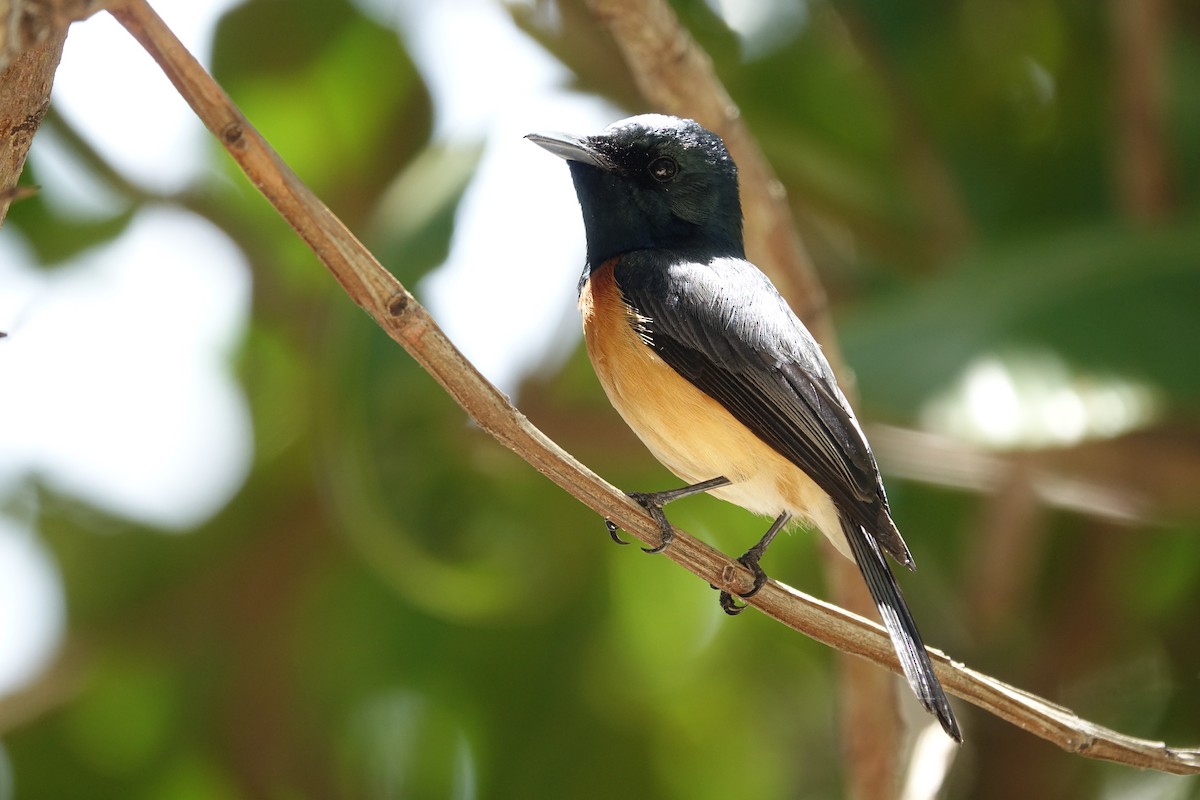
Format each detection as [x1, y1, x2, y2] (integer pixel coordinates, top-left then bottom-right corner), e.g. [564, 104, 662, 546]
[103, 0, 1200, 776]
[1112, 0, 1174, 223]
[0, 0, 114, 224]
[0, 27, 64, 225]
[0, 0, 107, 72]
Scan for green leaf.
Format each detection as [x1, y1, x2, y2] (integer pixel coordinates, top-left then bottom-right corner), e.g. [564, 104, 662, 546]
[212, 0, 432, 212]
[841, 222, 1200, 417]
[4, 167, 135, 266]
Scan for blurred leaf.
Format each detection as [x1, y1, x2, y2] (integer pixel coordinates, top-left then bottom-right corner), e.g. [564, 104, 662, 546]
[4, 164, 135, 266]
[367, 140, 484, 281]
[842, 222, 1200, 417]
[312, 303, 590, 623]
[64, 656, 178, 776]
[212, 0, 432, 219]
[142, 753, 243, 800]
[339, 691, 476, 800]
[1123, 523, 1200, 621]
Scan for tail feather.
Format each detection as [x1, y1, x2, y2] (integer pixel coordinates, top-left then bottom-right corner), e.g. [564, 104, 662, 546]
[841, 517, 962, 743]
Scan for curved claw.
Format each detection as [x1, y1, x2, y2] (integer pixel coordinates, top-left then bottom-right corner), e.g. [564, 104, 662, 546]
[622, 478, 729, 554]
[605, 518, 631, 545]
[627, 491, 675, 553]
[736, 555, 769, 599]
[714, 510, 787, 613]
[719, 591, 747, 615]
[717, 557, 768, 615]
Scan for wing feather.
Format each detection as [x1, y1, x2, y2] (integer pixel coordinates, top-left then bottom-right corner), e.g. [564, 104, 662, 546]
[614, 252, 911, 564]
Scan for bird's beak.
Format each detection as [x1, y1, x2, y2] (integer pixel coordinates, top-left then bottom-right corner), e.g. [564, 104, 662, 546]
[526, 131, 613, 171]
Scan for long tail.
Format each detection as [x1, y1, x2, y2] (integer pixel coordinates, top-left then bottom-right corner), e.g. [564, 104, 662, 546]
[841, 516, 962, 742]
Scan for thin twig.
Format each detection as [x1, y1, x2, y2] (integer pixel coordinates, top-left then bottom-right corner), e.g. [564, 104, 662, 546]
[104, 0, 1200, 776]
[1112, 0, 1174, 223]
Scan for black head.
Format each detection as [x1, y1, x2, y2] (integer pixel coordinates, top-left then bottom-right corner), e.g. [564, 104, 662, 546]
[528, 115, 744, 268]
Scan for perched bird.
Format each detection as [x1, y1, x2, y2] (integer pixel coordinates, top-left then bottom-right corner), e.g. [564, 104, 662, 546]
[528, 115, 960, 742]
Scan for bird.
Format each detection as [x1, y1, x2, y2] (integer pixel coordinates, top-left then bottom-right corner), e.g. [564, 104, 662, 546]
[527, 114, 961, 742]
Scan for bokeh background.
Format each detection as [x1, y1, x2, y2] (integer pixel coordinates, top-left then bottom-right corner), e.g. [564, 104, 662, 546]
[2, 0, 1199, 797]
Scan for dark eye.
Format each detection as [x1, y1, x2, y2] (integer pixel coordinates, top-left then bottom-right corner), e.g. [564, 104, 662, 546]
[648, 156, 678, 182]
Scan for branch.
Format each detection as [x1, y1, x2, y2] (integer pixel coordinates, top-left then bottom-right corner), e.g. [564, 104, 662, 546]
[1111, 0, 1174, 223]
[0, 0, 108, 72]
[0, 27, 64, 226]
[104, 0, 1200, 776]
[0, 0, 112, 224]
[868, 424, 1150, 524]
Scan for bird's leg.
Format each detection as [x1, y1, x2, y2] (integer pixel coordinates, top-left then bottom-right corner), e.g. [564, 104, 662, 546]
[719, 511, 791, 615]
[605, 476, 731, 553]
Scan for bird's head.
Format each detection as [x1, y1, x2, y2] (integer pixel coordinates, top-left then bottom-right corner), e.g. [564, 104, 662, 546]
[528, 115, 744, 268]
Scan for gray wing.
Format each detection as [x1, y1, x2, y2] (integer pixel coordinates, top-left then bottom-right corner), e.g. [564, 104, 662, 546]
[614, 252, 911, 565]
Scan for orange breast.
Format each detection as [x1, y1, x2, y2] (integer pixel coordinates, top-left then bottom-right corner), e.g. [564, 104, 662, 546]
[578, 258, 846, 552]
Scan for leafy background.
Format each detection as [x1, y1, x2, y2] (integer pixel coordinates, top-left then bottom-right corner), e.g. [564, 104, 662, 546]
[3, 0, 1200, 798]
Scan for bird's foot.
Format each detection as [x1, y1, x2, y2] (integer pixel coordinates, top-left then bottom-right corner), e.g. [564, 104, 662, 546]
[626, 490, 681, 553]
[603, 476, 731, 553]
[605, 518, 630, 545]
[717, 552, 769, 615]
[716, 511, 791, 616]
